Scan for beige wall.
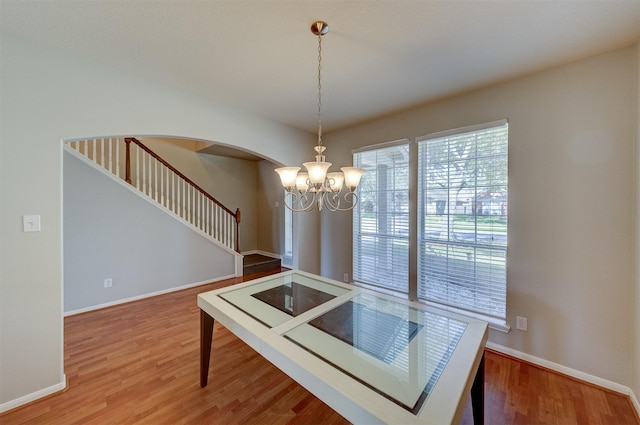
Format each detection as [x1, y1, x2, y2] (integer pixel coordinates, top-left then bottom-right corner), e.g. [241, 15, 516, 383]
[257, 160, 283, 255]
[64, 151, 237, 312]
[257, 159, 322, 273]
[322, 46, 638, 387]
[0, 33, 315, 409]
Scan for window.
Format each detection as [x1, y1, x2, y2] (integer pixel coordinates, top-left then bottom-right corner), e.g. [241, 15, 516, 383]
[283, 195, 293, 268]
[353, 141, 410, 293]
[417, 120, 508, 322]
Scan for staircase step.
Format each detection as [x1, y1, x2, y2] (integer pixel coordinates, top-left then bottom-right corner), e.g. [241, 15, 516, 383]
[243, 254, 282, 275]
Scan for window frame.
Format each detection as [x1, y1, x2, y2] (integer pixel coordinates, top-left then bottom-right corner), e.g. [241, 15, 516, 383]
[350, 121, 509, 330]
[417, 119, 508, 326]
[352, 139, 411, 295]
[282, 195, 294, 268]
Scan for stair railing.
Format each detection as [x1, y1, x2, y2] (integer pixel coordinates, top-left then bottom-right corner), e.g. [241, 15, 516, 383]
[66, 137, 241, 252]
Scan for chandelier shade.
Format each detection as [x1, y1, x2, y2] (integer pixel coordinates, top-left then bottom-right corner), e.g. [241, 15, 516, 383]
[327, 172, 344, 192]
[341, 167, 365, 191]
[275, 167, 301, 191]
[275, 21, 365, 212]
[303, 161, 332, 186]
[295, 172, 310, 193]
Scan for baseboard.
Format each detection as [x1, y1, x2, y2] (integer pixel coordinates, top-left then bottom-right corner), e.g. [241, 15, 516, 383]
[487, 342, 639, 417]
[631, 390, 640, 420]
[241, 249, 282, 260]
[0, 375, 66, 414]
[64, 275, 235, 316]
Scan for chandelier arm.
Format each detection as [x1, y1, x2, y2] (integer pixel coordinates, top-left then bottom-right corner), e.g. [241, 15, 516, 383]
[301, 192, 320, 211]
[283, 191, 318, 212]
[323, 191, 340, 211]
[321, 191, 359, 212]
[335, 191, 359, 212]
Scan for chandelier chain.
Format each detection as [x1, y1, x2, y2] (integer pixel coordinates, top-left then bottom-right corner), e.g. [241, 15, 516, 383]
[273, 20, 364, 213]
[317, 32, 323, 147]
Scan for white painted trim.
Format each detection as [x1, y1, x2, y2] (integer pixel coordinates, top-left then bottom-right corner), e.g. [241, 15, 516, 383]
[487, 342, 636, 398]
[631, 390, 640, 419]
[235, 255, 243, 277]
[241, 249, 282, 260]
[59, 140, 66, 399]
[63, 275, 235, 316]
[352, 138, 410, 154]
[0, 375, 67, 414]
[418, 119, 509, 142]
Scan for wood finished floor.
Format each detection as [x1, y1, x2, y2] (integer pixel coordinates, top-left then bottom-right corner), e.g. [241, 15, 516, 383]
[1, 270, 638, 425]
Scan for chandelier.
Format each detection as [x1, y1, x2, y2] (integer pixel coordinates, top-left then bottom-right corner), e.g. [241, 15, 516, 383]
[275, 21, 365, 212]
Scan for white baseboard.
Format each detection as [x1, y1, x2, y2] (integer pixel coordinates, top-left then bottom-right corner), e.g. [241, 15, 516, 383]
[241, 250, 282, 260]
[0, 375, 66, 414]
[64, 275, 235, 316]
[631, 390, 640, 419]
[487, 342, 639, 417]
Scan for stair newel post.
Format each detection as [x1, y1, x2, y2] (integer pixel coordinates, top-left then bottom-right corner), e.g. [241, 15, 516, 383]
[235, 208, 241, 253]
[124, 138, 132, 184]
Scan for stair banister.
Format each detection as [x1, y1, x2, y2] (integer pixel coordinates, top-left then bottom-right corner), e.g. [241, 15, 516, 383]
[60, 136, 245, 253]
[124, 137, 241, 252]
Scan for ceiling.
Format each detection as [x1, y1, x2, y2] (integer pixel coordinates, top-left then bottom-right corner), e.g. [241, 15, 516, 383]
[1, 1, 639, 134]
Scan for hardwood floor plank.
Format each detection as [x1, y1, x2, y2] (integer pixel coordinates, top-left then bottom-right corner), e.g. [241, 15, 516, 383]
[480, 349, 639, 425]
[1, 270, 638, 425]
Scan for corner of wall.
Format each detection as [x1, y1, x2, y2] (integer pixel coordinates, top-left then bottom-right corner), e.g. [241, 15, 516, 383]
[634, 38, 640, 415]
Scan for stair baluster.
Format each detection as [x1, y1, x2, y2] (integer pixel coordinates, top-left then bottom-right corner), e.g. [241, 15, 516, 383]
[68, 137, 241, 253]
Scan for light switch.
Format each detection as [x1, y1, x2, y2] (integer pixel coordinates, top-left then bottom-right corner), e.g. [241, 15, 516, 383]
[23, 215, 41, 232]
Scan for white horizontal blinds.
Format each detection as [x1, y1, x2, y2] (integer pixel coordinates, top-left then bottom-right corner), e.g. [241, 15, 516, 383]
[417, 121, 508, 321]
[353, 142, 410, 293]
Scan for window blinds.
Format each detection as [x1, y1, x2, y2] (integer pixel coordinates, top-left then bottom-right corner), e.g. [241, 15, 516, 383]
[417, 121, 508, 321]
[353, 141, 410, 293]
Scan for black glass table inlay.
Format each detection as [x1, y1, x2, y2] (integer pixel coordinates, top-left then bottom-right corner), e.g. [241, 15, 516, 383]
[309, 301, 423, 364]
[251, 282, 336, 317]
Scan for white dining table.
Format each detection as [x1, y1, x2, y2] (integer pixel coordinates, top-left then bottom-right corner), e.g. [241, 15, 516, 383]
[198, 270, 488, 425]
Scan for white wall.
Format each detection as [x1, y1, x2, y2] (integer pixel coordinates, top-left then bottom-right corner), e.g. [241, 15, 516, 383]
[63, 151, 237, 312]
[322, 46, 638, 388]
[0, 33, 316, 409]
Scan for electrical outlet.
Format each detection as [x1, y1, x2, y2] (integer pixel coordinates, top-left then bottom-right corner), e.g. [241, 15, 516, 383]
[343, 273, 349, 283]
[104, 278, 113, 288]
[516, 316, 528, 331]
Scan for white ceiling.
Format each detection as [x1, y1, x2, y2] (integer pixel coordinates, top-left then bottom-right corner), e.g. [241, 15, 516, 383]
[1, 1, 639, 133]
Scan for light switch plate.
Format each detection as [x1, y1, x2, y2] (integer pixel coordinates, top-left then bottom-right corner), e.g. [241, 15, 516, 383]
[23, 215, 41, 232]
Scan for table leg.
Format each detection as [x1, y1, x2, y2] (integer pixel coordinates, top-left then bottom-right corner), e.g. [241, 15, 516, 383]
[200, 309, 215, 388]
[471, 351, 485, 425]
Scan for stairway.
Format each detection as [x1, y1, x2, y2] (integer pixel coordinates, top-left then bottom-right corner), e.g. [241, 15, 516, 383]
[243, 254, 282, 275]
[65, 137, 241, 254]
